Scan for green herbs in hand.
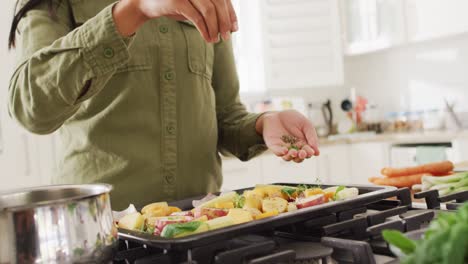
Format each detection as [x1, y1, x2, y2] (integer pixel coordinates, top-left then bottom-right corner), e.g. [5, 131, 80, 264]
[281, 135, 300, 150]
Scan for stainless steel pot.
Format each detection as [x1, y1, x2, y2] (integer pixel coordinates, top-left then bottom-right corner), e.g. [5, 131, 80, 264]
[0, 184, 118, 264]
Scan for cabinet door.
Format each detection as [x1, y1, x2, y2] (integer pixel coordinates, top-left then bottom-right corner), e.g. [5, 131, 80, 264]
[221, 158, 263, 191]
[260, 0, 343, 89]
[317, 145, 351, 184]
[341, 0, 405, 55]
[350, 142, 390, 184]
[406, 0, 468, 42]
[261, 154, 320, 185]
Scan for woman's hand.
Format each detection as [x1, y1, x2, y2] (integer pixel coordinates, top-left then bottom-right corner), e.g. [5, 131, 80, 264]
[113, 0, 238, 43]
[256, 110, 320, 163]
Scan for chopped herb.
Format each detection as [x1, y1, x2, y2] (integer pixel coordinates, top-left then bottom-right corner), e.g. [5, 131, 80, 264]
[281, 135, 301, 150]
[333, 186, 346, 201]
[281, 135, 299, 145]
[281, 187, 297, 198]
[234, 195, 246, 208]
[146, 225, 155, 235]
[297, 184, 309, 192]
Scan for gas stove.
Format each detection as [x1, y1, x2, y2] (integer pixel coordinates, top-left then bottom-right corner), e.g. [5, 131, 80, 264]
[113, 188, 468, 264]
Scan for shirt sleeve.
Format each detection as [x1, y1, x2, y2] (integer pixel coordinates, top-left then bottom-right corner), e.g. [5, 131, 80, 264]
[8, 1, 133, 134]
[212, 39, 267, 161]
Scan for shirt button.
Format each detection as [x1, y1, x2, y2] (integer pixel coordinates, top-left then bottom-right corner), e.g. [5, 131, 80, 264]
[159, 25, 169, 34]
[166, 126, 176, 135]
[164, 71, 175, 81]
[103, 47, 114, 59]
[165, 175, 175, 184]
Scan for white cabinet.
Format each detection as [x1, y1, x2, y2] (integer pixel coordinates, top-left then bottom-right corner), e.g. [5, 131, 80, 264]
[349, 142, 390, 184]
[317, 145, 351, 184]
[259, 0, 344, 89]
[221, 158, 263, 191]
[261, 154, 320, 184]
[340, 0, 405, 55]
[405, 0, 468, 42]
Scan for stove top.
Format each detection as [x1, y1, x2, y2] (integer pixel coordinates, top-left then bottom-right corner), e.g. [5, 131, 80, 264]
[113, 188, 468, 264]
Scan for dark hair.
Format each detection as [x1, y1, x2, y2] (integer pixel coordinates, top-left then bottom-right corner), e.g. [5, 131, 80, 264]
[8, 0, 65, 49]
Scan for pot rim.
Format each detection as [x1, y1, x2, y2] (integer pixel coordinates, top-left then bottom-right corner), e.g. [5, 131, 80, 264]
[0, 184, 113, 211]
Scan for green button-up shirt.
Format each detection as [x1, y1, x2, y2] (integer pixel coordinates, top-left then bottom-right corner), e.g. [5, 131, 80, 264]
[9, 0, 267, 209]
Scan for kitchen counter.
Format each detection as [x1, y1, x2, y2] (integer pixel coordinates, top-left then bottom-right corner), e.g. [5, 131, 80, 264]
[319, 130, 468, 146]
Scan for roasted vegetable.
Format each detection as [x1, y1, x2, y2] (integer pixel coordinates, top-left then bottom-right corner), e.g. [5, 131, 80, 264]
[262, 197, 288, 213]
[206, 215, 235, 230]
[296, 194, 325, 209]
[255, 210, 279, 220]
[228, 209, 254, 224]
[141, 202, 170, 217]
[193, 207, 229, 220]
[118, 212, 145, 231]
[161, 221, 209, 238]
[196, 192, 238, 209]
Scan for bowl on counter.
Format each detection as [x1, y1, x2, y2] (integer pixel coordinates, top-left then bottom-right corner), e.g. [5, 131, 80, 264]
[0, 184, 117, 264]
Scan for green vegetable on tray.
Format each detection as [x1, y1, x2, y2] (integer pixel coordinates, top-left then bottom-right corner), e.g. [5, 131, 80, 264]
[383, 203, 468, 264]
[161, 221, 208, 238]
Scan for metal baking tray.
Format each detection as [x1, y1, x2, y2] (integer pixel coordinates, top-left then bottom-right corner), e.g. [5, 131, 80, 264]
[118, 183, 397, 251]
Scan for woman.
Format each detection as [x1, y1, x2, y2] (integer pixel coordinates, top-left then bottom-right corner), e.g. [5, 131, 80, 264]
[8, 0, 320, 209]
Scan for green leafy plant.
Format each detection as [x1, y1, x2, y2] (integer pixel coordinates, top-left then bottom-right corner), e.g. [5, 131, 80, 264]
[383, 203, 468, 264]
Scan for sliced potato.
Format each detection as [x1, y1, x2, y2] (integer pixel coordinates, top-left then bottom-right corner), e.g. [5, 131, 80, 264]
[243, 208, 262, 217]
[228, 209, 254, 224]
[118, 212, 145, 231]
[287, 203, 298, 212]
[214, 201, 235, 209]
[168, 206, 182, 214]
[304, 188, 324, 197]
[243, 195, 262, 210]
[254, 210, 279, 220]
[262, 197, 288, 213]
[142, 202, 170, 216]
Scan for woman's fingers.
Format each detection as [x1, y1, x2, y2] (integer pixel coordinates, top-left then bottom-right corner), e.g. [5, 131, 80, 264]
[293, 157, 304, 163]
[224, 0, 238, 31]
[190, 0, 219, 42]
[211, 0, 231, 40]
[180, 3, 211, 42]
[303, 121, 320, 156]
[301, 145, 315, 158]
[298, 149, 308, 160]
[288, 149, 298, 158]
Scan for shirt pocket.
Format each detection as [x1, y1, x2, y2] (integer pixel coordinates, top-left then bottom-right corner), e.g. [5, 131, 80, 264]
[70, 0, 153, 73]
[180, 22, 214, 80]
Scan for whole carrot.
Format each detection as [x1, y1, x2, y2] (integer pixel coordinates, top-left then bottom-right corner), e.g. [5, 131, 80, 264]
[369, 173, 431, 188]
[381, 161, 454, 178]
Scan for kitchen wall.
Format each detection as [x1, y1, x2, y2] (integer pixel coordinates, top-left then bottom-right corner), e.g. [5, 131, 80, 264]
[344, 32, 468, 115]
